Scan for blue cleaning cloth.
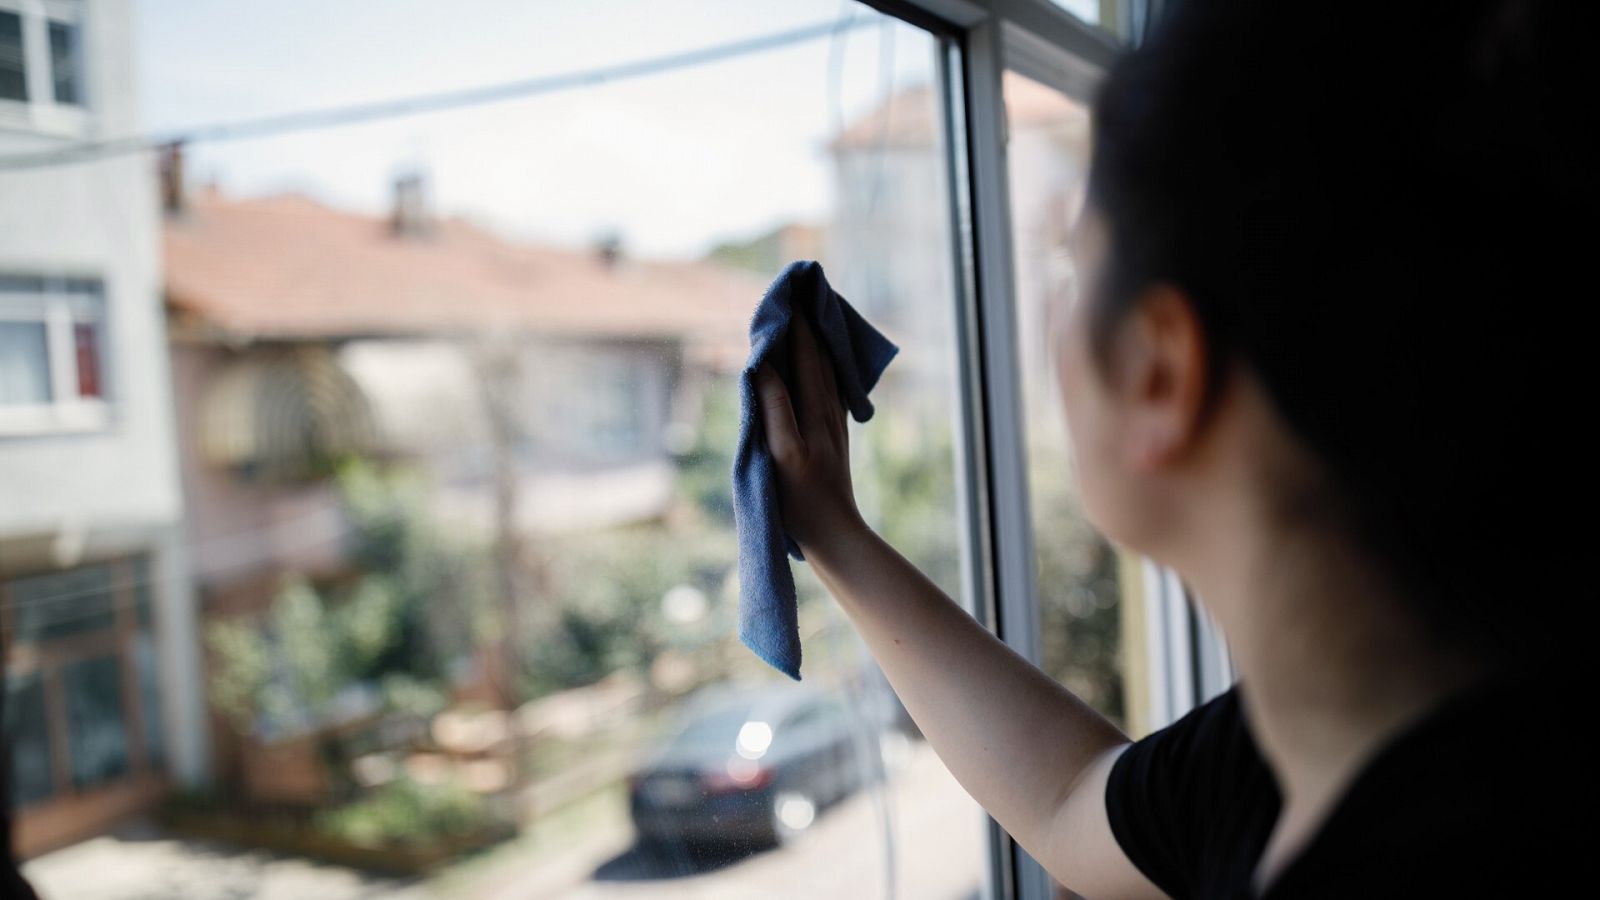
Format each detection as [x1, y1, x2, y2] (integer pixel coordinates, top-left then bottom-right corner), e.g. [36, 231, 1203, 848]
[732, 260, 898, 680]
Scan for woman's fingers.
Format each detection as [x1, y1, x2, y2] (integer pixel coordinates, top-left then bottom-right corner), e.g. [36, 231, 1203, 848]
[813, 320, 845, 441]
[789, 313, 840, 438]
[756, 362, 803, 467]
[758, 315, 862, 551]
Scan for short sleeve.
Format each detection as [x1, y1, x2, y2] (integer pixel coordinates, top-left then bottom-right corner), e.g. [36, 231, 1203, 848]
[1104, 687, 1270, 898]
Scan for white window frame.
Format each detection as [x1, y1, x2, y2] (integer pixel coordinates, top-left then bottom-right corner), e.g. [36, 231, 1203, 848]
[866, 3, 1227, 898]
[0, 275, 109, 435]
[0, 0, 88, 136]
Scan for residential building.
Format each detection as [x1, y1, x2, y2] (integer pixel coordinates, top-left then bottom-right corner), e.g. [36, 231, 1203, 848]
[0, 0, 206, 858]
[160, 175, 762, 785]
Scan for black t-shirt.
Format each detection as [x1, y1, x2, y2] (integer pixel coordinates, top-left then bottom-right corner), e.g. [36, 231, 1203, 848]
[1104, 677, 1589, 899]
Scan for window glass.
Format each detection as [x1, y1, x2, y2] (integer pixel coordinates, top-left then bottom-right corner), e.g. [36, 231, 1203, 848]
[2, 557, 164, 817]
[136, 630, 164, 767]
[48, 20, 80, 106]
[8, 563, 118, 644]
[18, 2, 987, 896]
[1047, 0, 1105, 27]
[1002, 71, 1130, 727]
[0, 11, 26, 102]
[63, 655, 132, 788]
[0, 275, 47, 293]
[0, 277, 107, 415]
[0, 321, 52, 405]
[3, 673, 54, 807]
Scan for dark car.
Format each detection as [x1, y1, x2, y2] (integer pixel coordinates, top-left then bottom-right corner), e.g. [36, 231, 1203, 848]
[628, 683, 869, 849]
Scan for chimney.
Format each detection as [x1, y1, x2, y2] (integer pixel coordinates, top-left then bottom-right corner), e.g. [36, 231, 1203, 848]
[159, 141, 186, 216]
[390, 172, 432, 238]
[595, 232, 623, 270]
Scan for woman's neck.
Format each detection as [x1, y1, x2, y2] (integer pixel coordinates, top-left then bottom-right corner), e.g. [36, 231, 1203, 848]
[1180, 498, 1488, 891]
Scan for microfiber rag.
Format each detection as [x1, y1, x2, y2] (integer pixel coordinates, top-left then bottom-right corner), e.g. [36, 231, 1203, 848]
[733, 260, 898, 680]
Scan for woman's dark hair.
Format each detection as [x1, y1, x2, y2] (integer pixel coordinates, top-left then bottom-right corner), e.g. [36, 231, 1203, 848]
[1087, 0, 1595, 666]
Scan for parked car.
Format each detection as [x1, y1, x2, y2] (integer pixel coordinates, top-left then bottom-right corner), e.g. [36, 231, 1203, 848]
[628, 683, 868, 848]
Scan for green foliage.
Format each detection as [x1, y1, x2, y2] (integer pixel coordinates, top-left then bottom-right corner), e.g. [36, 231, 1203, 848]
[206, 461, 486, 733]
[522, 528, 734, 695]
[315, 777, 493, 849]
[705, 228, 789, 277]
[674, 377, 741, 528]
[523, 367, 1117, 730]
[858, 415, 963, 597]
[1029, 443, 1125, 725]
[205, 618, 274, 728]
[265, 579, 342, 728]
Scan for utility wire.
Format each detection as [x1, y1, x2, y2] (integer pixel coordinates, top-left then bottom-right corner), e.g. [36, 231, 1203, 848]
[0, 15, 878, 172]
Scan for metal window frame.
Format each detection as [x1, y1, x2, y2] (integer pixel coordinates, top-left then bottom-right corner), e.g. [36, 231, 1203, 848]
[865, 2, 1229, 898]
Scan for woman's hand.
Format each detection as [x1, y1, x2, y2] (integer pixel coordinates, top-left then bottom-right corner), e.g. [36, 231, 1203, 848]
[752, 309, 1144, 900]
[754, 313, 867, 556]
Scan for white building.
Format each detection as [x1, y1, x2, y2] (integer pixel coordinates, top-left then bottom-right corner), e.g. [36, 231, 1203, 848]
[0, 0, 205, 858]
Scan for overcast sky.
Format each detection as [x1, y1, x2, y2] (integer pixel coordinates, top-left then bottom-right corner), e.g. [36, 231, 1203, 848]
[134, 0, 926, 259]
[133, 0, 1100, 260]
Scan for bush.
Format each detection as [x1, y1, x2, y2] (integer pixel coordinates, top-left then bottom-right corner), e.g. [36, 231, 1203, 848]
[316, 777, 493, 849]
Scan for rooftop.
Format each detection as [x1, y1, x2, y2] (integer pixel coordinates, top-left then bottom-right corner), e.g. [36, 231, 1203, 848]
[164, 191, 765, 369]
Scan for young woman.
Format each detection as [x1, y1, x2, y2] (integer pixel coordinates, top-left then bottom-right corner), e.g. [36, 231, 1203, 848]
[755, 1, 1592, 897]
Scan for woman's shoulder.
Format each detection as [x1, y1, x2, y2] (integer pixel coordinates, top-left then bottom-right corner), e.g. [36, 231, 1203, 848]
[1276, 672, 1592, 896]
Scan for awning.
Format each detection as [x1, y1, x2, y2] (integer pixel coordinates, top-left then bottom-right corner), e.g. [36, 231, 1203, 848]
[198, 347, 379, 481]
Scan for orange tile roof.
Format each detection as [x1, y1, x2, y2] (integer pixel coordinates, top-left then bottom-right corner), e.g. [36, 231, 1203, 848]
[164, 192, 765, 368]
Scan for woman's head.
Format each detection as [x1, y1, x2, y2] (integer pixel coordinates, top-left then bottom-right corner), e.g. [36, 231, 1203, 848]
[1055, 0, 1594, 667]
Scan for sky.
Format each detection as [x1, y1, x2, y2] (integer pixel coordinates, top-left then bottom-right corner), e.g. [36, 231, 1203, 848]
[132, 0, 939, 260]
[133, 0, 1103, 261]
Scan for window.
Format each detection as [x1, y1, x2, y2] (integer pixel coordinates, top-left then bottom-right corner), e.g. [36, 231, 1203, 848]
[0, 320, 49, 404]
[0, 0, 85, 118]
[9, 563, 117, 643]
[1048, 0, 1102, 25]
[63, 655, 131, 788]
[4, 3, 1200, 898]
[5, 3, 988, 896]
[2, 558, 162, 810]
[0, 275, 108, 433]
[46, 18, 77, 105]
[1000, 72, 1130, 725]
[0, 9, 24, 101]
[3, 674, 53, 807]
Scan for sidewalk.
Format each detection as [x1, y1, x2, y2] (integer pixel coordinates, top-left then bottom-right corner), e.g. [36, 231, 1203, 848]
[23, 742, 984, 900]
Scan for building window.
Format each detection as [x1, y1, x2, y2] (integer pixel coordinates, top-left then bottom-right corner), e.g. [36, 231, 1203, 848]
[1, 558, 162, 809]
[47, 18, 77, 106]
[3, 673, 53, 807]
[9, 562, 118, 642]
[0, 320, 50, 405]
[0, 1, 85, 117]
[0, 274, 109, 434]
[63, 655, 131, 788]
[588, 361, 648, 459]
[0, 9, 24, 102]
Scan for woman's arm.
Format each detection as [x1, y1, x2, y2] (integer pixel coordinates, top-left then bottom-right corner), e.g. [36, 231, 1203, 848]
[755, 315, 1163, 898]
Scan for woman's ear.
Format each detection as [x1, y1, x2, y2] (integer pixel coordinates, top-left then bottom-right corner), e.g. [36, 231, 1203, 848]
[1116, 283, 1211, 471]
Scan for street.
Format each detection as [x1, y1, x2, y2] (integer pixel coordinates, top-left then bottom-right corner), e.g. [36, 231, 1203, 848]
[24, 741, 986, 900]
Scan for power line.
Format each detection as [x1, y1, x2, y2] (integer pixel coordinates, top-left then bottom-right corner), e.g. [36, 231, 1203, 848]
[0, 15, 876, 173]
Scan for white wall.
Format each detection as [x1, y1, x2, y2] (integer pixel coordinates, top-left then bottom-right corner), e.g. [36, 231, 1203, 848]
[0, 0, 207, 784]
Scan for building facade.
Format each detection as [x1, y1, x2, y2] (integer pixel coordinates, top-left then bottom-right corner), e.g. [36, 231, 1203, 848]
[0, 0, 206, 858]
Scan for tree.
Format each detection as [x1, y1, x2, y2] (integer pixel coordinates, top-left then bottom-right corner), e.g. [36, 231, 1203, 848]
[1029, 443, 1124, 726]
[520, 528, 735, 697]
[207, 462, 488, 736]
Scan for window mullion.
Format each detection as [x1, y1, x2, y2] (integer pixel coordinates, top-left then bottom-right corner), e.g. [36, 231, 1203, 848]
[46, 293, 76, 407]
[19, 1, 48, 107]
